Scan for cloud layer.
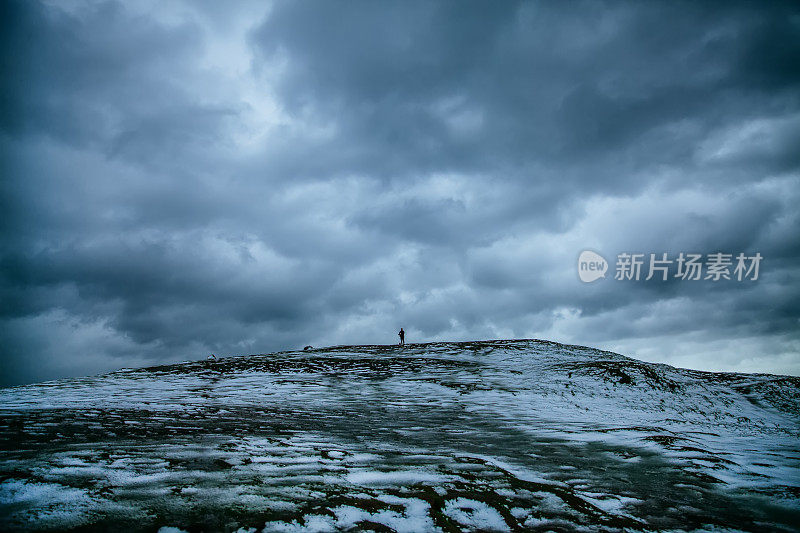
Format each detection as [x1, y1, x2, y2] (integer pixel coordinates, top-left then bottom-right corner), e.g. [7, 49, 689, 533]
[2, 0, 799, 385]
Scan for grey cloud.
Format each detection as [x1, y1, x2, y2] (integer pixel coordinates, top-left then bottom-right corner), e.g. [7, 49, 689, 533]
[250, 1, 800, 179]
[1, 0, 799, 386]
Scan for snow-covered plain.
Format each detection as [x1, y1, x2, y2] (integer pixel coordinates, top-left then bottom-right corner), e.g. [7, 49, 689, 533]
[0, 339, 798, 531]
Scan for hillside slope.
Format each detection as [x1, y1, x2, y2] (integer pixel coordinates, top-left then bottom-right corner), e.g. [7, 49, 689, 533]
[1, 340, 798, 531]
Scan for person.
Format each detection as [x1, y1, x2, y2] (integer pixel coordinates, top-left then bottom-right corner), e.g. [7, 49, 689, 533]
[398, 328, 405, 346]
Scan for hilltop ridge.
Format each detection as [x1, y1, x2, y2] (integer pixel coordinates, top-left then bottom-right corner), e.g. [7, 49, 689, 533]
[1, 339, 798, 531]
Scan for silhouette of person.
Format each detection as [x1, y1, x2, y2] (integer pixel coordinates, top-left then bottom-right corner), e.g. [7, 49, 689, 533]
[398, 328, 405, 346]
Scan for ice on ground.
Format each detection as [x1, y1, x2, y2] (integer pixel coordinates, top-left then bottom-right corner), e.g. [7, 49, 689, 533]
[0, 479, 89, 506]
[345, 469, 450, 486]
[0, 339, 798, 532]
[444, 497, 511, 531]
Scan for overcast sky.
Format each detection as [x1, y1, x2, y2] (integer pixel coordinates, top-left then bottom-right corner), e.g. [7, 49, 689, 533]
[2, 0, 799, 386]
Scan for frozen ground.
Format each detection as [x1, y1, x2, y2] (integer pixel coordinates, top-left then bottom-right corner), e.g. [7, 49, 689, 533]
[0, 339, 798, 532]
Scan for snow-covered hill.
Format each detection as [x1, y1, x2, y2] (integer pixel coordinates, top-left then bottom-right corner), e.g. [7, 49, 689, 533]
[1, 340, 798, 531]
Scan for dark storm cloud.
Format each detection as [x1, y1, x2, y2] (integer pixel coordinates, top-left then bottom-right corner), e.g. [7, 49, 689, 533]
[251, 1, 800, 177]
[1, 0, 799, 386]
